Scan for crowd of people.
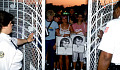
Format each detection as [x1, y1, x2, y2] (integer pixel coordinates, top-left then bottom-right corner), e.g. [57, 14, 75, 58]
[45, 8, 88, 70]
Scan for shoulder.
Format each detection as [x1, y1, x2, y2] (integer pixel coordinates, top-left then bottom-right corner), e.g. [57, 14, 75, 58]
[73, 23, 77, 25]
[107, 18, 120, 26]
[45, 20, 48, 23]
[72, 23, 77, 26]
[52, 21, 58, 24]
[52, 21, 58, 26]
[82, 22, 87, 25]
[104, 19, 120, 31]
[0, 41, 11, 50]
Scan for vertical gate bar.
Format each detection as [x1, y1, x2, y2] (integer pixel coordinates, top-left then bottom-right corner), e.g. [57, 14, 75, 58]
[100, 13, 103, 31]
[35, 1, 40, 69]
[37, 3, 40, 70]
[17, 0, 18, 38]
[3, 0, 4, 11]
[8, 0, 9, 12]
[32, 13, 33, 32]
[22, 0, 26, 70]
[14, 0, 15, 7]
[42, 0, 45, 69]
[36, 1, 38, 49]
[87, 0, 92, 70]
[111, 0, 114, 20]
[94, 0, 99, 70]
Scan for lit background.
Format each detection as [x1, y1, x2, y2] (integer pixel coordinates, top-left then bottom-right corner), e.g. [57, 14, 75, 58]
[46, 0, 88, 8]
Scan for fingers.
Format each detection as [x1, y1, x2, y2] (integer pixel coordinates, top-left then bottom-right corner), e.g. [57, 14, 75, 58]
[29, 33, 34, 37]
[27, 33, 34, 42]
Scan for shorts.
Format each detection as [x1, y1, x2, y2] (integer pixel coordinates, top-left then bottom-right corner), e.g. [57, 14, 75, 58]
[72, 52, 84, 62]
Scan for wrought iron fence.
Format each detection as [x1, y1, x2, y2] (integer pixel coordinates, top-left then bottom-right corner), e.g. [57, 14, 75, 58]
[87, 0, 119, 70]
[0, 0, 45, 70]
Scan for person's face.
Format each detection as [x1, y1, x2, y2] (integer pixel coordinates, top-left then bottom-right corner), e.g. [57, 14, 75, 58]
[75, 38, 82, 45]
[63, 41, 69, 47]
[62, 17, 67, 23]
[70, 9, 74, 15]
[114, 7, 120, 18]
[54, 17, 60, 22]
[77, 15, 83, 21]
[47, 15, 54, 21]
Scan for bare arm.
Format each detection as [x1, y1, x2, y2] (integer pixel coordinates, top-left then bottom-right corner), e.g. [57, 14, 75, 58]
[98, 30, 104, 38]
[17, 33, 34, 45]
[84, 32, 87, 37]
[70, 25, 74, 34]
[56, 28, 61, 36]
[97, 51, 112, 70]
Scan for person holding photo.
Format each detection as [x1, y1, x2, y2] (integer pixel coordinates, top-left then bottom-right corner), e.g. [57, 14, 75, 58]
[59, 15, 73, 70]
[72, 13, 87, 37]
[72, 36, 84, 70]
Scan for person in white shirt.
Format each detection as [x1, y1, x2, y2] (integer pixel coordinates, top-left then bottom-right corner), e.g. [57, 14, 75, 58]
[98, 1, 120, 70]
[0, 11, 34, 70]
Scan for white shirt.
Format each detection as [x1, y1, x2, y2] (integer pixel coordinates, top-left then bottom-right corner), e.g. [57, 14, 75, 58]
[60, 24, 70, 36]
[98, 16, 120, 64]
[0, 33, 23, 70]
[100, 25, 106, 32]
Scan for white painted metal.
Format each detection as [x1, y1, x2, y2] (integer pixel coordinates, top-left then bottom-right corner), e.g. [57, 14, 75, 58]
[87, 0, 119, 70]
[42, 0, 45, 70]
[0, 0, 45, 70]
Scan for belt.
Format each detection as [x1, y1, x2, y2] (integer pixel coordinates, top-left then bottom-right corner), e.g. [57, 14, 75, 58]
[111, 63, 120, 66]
[115, 63, 120, 65]
[109, 63, 120, 70]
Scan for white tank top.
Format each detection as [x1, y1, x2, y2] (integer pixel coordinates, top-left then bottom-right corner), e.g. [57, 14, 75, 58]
[60, 24, 70, 36]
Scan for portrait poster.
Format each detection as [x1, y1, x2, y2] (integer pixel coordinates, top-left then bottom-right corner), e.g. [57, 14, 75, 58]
[56, 36, 72, 55]
[70, 34, 85, 53]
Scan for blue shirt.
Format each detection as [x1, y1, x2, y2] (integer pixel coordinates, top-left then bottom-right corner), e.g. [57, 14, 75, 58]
[45, 20, 59, 40]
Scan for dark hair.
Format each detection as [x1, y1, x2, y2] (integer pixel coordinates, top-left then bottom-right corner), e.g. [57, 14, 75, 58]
[62, 15, 68, 19]
[113, 1, 120, 18]
[54, 14, 60, 18]
[114, 1, 120, 10]
[77, 13, 84, 18]
[69, 16, 77, 23]
[0, 11, 14, 32]
[60, 38, 70, 47]
[73, 36, 83, 44]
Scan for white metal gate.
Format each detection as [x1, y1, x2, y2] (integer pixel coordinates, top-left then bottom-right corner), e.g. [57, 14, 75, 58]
[0, 0, 45, 70]
[87, 0, 119, 70]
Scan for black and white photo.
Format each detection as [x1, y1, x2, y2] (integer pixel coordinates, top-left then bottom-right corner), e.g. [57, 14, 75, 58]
[56, 36, 72, 55]
[71, 34, 85, 53]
